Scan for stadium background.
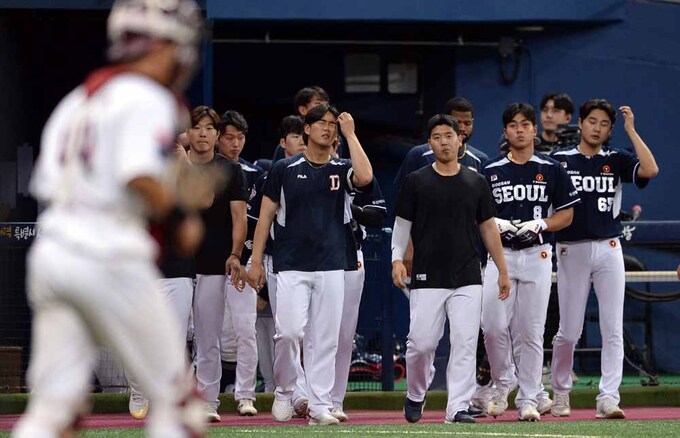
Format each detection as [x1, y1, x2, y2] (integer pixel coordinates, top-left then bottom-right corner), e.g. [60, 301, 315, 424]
[0, 0, 679, 394]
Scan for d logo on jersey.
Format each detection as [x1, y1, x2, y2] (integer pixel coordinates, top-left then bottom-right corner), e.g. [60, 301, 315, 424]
[329, 174, 340, 191]
[535, 173, 544, 182]
[602, 165, 612, 174]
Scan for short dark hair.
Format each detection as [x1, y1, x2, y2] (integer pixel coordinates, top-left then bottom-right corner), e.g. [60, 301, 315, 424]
[502, 103, 536, 127]
[219, 110, 248, 134]
[304, 103, 339, 126]
[540, 92, 574, 115]
[294, 86, 330, 112]
[426, 114, 460, 138]
[279, 115, 304, 140]
[444, 97, 474, 115]
[190, 105, 220, 128]
[579, 99, 616, 125]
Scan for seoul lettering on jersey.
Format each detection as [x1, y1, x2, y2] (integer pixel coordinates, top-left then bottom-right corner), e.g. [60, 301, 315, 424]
[483, 153, 580, 239]
[551, 145, 649, 241]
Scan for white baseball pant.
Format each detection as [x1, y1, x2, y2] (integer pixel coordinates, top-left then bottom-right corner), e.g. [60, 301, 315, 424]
[193, 274, 227, 408]
[482, 244, 552, 409]
[331, 250, 365, 409]
[256, 315, 276, 392]
[406, 286, 482, 418]
[14, 238, 190, 438]
[273, 270, 344, 417]
[551, 238, 625, 404]
[265, 255, 308, 402]
[220, 260, 258, 401]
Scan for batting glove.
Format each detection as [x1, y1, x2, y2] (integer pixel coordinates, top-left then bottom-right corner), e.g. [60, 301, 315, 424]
[514, 219, 548, 245]
[494, 218, 519, 244]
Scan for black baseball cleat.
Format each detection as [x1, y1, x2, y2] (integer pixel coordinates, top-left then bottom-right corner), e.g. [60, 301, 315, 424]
[467, 404, 486, 418]
[403, 397, 425, 423]
[444, 410, 476, 424]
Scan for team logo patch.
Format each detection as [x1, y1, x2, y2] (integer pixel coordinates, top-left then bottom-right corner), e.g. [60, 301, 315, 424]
[535, 173, 545, 182]
[357, 260, 362, 269]
[609, 240, 617, 248]
[540, 251, 548, 259]
[329, 174, 340, 191]
[603, 165, 612, 173]
[560, 246, 568, 256]
[490, 174, 498, 181]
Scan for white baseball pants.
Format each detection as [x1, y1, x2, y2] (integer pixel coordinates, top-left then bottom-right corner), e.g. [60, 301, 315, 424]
[273, 270, 344, 417]
[256, 315, 276, 392]
[220, 262, 258, 401]
[406, 286, 482, 418]
[551, 238, 625, 404]
[331, 250, 365, 409]
[15, 238, 189, 438]
[482, 244, 552, 409]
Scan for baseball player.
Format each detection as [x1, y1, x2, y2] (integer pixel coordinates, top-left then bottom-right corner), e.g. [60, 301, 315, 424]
[537, 93, 574, 154]
[550, 100, 658, 419]
[215, 110, 263, 416]
[189, 106, 250, 422]
[482, 103, 580, 422]
[330, 177, 388, 422]
[392, 114, 510, 424]
[394, 97, 489, 189]
[247, 104, 373, 426]
[271, 86, 330, 164]
[13, 1, 207, 437]
[246, 116, 311, 416]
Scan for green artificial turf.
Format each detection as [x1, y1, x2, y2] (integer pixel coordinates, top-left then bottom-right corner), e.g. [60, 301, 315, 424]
[3, 420, 680, 437]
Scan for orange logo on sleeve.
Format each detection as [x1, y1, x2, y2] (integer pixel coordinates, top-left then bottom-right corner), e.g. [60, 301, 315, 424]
[540, 251, 548, 259]
[609, 240, 617, 247]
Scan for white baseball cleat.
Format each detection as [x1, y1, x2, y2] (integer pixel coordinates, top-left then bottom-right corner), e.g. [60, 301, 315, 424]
[237, 399, 258, 416]
[308, 412, 340, 426]
[128, 390, 149, 420]
[537, 397, 553, 415]
[518, 404, 540, 422]
[596, 399, 625, 419]
[204, 404, 221, 423]
[486, 389, 509, 418]
[551, 393, 571, 417]
[330, 407, 349, 422]
[272, 398, 294, 422]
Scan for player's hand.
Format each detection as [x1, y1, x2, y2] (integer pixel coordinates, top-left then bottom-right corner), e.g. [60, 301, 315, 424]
[497, 271, 511, 300]
[226, 255, 245, 291]
[494, 218, 519, 244]
[337, 112, 356, 138]
[620, 106, 636, 134]
[514, 219, 547, 245]
[174, 214, 204, 256]
[392, 260, 409, 290]
[247, 262, 266, 291]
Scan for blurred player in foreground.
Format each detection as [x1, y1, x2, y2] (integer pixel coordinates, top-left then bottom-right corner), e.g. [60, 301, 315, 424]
[13, 1, 207, 437]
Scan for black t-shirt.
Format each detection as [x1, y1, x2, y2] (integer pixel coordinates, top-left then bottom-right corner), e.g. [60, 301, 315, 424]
[195, 154, 250, 275]
[396, 165, 496, 290]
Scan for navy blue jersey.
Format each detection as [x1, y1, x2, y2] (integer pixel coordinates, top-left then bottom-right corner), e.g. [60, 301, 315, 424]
[263, 153, 359, 272]
[551, 145, 649, 242]
[238, 157, 264, 190]
[247, 172, 274, 256]
[483, 152, 580, 245]
[351, 177, 387, 247]
[394, 142, 488, 188]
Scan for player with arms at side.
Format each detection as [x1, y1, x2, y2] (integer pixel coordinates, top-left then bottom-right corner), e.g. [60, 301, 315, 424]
[248, 104, 373, 426]
[13, 1, 207, 437]
[550, 100, 658, 419]
[482, 103, 580, 422]
[392, 114, 510, 425]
